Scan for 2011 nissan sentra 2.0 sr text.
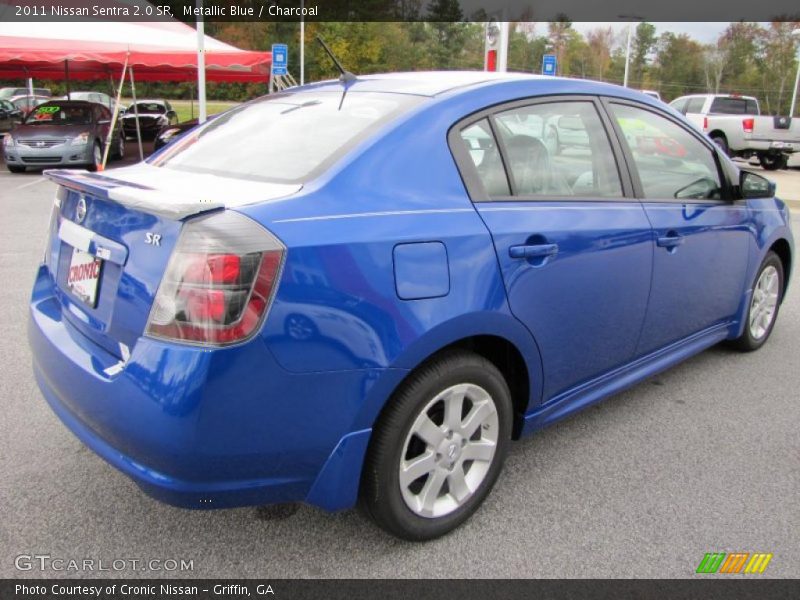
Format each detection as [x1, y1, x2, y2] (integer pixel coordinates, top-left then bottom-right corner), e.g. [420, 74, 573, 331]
[29, 72, 793, 540]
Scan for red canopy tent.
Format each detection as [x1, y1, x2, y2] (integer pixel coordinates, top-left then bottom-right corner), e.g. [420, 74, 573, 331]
[0, 3, 271, 165]
[0, 19, 271, 83]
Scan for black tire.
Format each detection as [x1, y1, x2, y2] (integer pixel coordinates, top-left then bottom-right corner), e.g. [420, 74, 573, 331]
[729, 251, 784, 352]
[86, 142, 102, 172]
[360, 350, 513, 541]
[711, 134, 729, 157]
[7, 164, 25, 173]
[112, 134, 125, 160]
[759, 153, 783, 171]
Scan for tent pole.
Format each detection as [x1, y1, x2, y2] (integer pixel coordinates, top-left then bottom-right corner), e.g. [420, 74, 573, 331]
[196, 0, 207, 123]
[64, 60, 70, 99]
[129, 67, 144, 161]
[102, 54, 129, 170]
[300, 1, 305, 86]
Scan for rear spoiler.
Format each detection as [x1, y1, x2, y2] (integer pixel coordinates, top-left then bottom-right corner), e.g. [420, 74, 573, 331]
[44, 169, 224, 220]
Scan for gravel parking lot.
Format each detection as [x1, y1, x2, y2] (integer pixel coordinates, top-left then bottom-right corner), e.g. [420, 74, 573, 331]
[0, 150, 798, 579]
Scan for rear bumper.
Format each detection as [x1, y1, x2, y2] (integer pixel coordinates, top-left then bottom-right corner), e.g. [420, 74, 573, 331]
[29, 265, 378, 511]
[738, 139, 798, 153]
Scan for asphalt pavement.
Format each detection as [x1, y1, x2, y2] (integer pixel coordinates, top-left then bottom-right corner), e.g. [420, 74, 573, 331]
[0, 152, 798, 578]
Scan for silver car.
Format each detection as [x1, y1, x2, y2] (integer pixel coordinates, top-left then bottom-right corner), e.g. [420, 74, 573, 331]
[2, 100, 125, 173]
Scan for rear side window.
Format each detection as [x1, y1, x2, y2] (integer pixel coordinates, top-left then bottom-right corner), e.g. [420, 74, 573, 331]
[151, 92, 423, 184]
[492, 101, 623, 198]
[709, 97, 751, 114]
[685, 97, 706, 113]
[459, 119, 510, 197]
[610, 103, 722, 200]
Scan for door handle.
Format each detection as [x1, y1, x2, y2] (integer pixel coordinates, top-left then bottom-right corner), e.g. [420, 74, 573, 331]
[656, 233, 684, 249]
[509, 243, 559, 259]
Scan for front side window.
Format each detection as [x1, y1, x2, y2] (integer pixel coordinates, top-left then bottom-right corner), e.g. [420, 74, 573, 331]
[670, 97, 688, 114]
[685, 97, 706, 113]
[610, 103, 723, 200]
[493, 101, 623, 198]
[151, 92, 422, 184]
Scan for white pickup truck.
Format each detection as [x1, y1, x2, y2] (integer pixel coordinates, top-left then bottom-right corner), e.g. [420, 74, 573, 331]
[669, 93, 800, 170]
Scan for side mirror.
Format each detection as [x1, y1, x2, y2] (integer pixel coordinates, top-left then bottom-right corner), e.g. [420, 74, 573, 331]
[740, 170, 776, 199]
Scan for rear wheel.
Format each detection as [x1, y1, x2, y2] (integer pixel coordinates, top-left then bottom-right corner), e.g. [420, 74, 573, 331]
[7, 164, 25, 173]
[730, 251, 784, 352]
[360, 350, 513, 540]
[759, 153, 785, 171]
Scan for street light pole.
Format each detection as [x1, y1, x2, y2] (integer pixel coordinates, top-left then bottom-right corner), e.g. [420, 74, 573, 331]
[623, 22, 633, 88]
[790, 29, 800, 118]
[619, 15, 643, 88]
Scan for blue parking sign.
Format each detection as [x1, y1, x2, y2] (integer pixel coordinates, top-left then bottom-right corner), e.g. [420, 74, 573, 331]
[542, 54, 557, 76]
[272, 43, 288, 76]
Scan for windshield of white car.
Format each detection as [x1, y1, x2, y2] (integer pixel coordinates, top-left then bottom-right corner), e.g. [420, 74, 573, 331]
[149, 91, 424, 184]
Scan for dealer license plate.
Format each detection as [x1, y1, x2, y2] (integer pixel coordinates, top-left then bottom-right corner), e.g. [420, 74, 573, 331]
[67, 248, 102, 308]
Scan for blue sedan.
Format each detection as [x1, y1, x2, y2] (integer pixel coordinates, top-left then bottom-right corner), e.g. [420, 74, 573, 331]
[29, 72, 793, 540]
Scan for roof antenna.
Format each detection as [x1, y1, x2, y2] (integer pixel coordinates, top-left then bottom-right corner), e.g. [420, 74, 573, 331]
[316, 36, 357, 84]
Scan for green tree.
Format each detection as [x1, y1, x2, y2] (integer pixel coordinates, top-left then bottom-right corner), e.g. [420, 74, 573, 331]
[630, 22, 657, 87]
[654, 32, 706, 99]
[547, 18, 573, 76]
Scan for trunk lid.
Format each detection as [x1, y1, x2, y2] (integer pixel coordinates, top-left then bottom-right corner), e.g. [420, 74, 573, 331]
[44, 165, 300, 358]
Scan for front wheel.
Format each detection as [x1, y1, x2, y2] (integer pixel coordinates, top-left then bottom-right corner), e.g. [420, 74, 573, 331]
[7, 164, 25, 173]
[730, 251, 784, 352]
[360, 350, 513, 540]
[86, 142, 102, 172]
[710, 134, 729, 157]
[112, 134, 125, 160]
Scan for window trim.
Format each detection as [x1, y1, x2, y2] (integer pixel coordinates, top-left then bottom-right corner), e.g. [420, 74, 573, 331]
[599, 97, 735, 204]
[447, 95, 635, 203]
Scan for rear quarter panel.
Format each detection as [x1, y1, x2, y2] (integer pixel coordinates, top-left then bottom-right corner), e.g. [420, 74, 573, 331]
[238, 88, 551, 428]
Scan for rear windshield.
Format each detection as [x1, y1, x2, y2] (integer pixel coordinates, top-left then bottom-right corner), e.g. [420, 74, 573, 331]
[710, 97, 757, 115]
[130, 103, 167, 114]
[25, 104, 92, 125]
[149, 91, 423, 184]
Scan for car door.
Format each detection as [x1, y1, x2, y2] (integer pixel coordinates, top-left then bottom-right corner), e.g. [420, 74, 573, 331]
[450, 97, 653, 402]
[604, 100, 751, 356]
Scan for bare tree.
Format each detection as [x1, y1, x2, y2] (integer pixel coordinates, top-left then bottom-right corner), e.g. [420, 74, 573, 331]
[703, 43, 728, 94]
[586, 26, 615, 80]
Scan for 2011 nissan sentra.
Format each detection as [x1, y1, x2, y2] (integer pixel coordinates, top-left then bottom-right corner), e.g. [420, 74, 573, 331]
[28, 72, 793, 540]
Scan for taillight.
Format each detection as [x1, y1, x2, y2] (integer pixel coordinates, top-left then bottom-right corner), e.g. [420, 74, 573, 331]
[743, 118, 754, 133]
[703, 117, 708, 131]
[145, 210, 284, 346]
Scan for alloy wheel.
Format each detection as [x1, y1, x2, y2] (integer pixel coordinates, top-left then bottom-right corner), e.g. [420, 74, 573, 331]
[749, 265, 779, 340]
[399, 383, 499, 518]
